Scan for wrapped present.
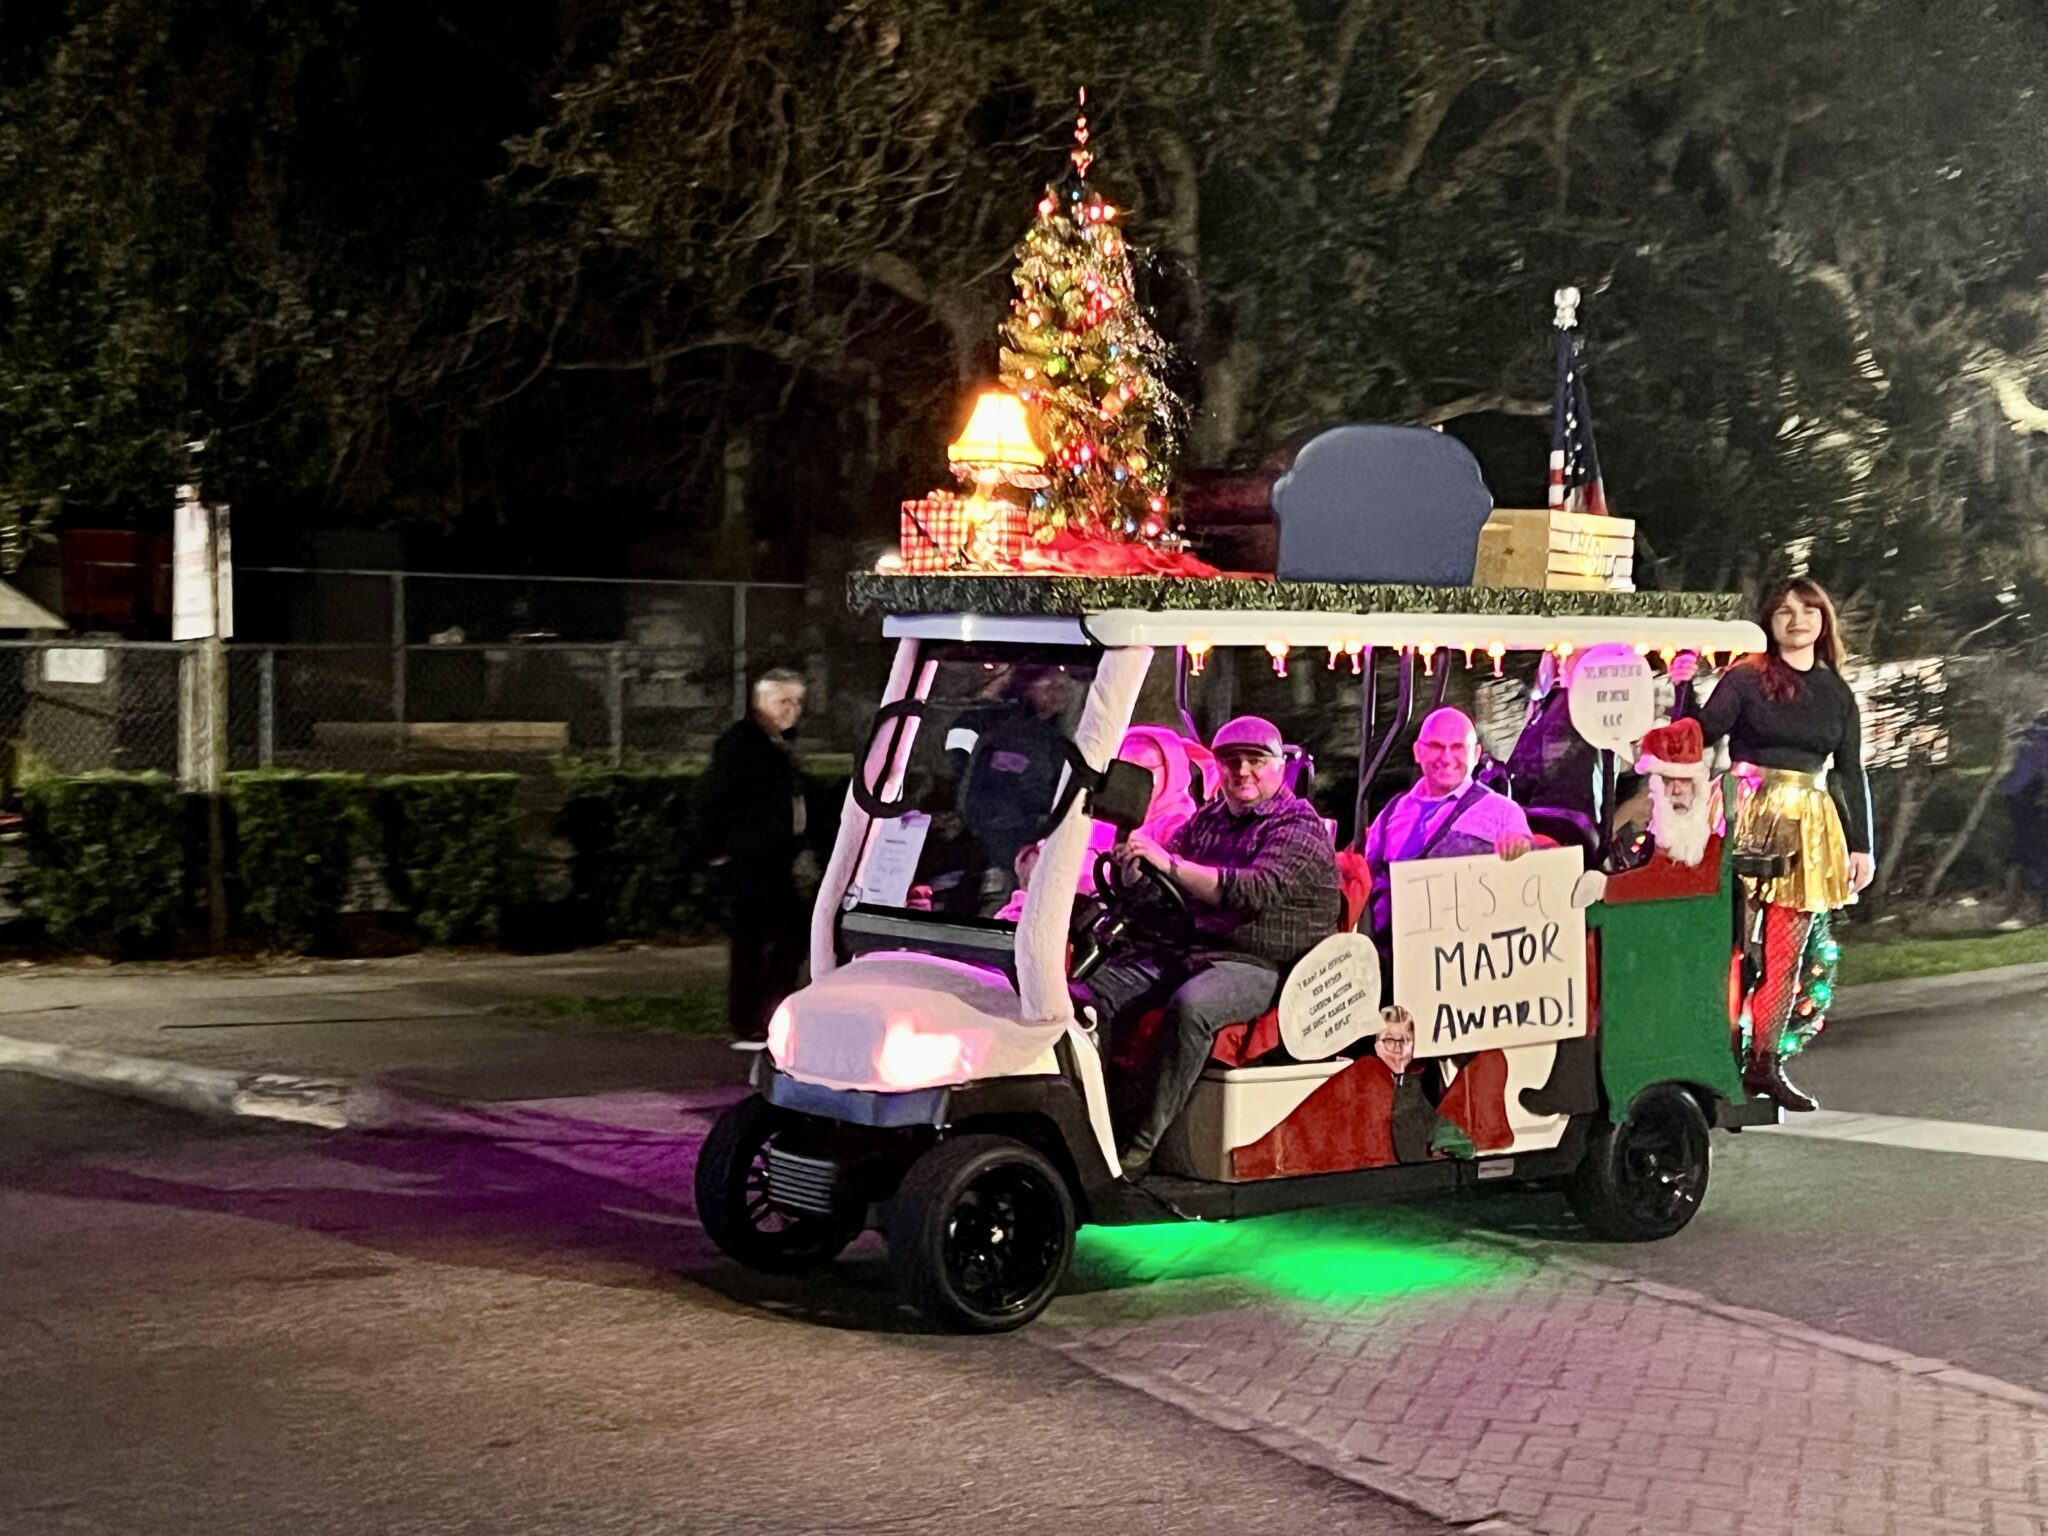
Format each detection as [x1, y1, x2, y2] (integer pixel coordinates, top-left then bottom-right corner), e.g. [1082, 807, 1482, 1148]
[899, 491, 969, 572]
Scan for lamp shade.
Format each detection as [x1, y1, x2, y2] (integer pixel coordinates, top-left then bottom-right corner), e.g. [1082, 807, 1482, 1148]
[947, 389, 1048, 487]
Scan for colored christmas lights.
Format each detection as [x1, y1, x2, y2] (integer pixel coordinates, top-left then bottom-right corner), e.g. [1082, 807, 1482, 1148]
[1781, 913, 1838, 1058]
[998, 89, 1183, 548]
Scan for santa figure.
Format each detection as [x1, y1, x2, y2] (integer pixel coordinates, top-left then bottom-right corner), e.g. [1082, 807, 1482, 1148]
[1600, 718, 1724, 904]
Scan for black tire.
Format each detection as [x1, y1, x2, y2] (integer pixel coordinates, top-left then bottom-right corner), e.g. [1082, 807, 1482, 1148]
[694, 1096, 862, 1274]
[1566, 1084, 1712, 1242]
[887, 1135, 1076, 1333]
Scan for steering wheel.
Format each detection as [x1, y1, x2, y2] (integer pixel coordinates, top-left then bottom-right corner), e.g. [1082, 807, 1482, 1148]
[1070, 849, 1195, 983]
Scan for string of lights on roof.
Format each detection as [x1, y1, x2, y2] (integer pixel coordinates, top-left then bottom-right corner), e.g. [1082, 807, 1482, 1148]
[1184, 639, 1753, 678]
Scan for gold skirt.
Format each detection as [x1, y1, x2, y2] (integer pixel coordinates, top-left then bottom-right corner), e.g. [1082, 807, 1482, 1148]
[1733, 767, 1852, 912]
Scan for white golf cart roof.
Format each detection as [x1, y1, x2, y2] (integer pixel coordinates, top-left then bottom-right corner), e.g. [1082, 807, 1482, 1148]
[852, 574, 1766, 657]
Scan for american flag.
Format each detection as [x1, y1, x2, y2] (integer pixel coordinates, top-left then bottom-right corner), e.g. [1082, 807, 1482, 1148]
[1549, 294, 1608, 515]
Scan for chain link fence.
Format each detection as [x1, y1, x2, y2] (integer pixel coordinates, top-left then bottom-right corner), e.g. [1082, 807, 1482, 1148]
[3, 569, 895, 782]
[5, 641, 186, 777]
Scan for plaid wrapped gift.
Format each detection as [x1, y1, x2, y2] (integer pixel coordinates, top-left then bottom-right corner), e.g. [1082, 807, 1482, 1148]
[900, 492, 1031, 571]
[899, 491, 969, 572]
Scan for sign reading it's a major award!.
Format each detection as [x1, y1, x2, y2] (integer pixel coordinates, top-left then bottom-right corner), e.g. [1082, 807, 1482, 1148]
[1389, 846, 1588, 1057]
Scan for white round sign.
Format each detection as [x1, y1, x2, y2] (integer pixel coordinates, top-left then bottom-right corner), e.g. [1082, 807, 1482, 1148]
[1278, 932, 1384, 1061]
[1566, 643, 1655, 755]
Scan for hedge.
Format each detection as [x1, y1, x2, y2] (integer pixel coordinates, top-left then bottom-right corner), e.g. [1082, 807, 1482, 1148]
[226, 770, 366, 951]
[374, 774, 526, 943]
[16, 771, 187, 954]
[557, 764, 703, 937]
[9, 761, 848, 956]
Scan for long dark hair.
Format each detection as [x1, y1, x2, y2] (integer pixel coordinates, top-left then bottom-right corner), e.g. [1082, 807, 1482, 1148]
[1745, 577, 1847, 701]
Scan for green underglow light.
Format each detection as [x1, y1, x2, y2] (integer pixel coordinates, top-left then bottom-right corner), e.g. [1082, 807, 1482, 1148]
[1075, 1208, 1512, 1305]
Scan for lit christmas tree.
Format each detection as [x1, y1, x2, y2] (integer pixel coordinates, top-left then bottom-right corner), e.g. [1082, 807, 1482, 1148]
[999, 91, 1182, 548]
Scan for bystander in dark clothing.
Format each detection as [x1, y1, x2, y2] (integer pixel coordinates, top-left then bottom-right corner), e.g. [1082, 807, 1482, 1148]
[1506, 686, 1608, 817]
[1504, 674, 1640, 837]
[2005, 714, 2048, 905]
[701, 671, 811, 1040]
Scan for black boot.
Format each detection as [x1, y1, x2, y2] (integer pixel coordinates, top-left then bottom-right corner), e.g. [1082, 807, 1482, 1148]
[1744, 1052, 1818, 1113]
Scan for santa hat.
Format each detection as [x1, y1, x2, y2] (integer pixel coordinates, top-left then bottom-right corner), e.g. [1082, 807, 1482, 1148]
[1636, 718, 1707, 779]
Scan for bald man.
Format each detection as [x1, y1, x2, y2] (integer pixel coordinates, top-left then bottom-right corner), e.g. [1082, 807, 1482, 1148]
[1364, 707, 1534, 939]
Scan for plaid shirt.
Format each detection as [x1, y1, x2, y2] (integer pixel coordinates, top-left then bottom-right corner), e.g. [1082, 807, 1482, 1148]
[1170, 788, 1342, 969]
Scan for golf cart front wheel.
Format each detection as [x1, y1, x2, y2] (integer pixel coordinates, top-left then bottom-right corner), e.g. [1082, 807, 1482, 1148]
[1566, 1085, 1711, 1242]
[694, 1096, 862, 1274]
[888, 1135, 1075, 1333]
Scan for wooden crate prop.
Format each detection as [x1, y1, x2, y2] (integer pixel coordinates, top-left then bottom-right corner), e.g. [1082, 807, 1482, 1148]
[899, 491, 1028, 572]
[1474, 507, 1635, 591]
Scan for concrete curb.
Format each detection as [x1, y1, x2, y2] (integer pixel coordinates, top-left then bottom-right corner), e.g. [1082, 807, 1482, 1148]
[0, 1030, 738, 1147]
[0, 1033, 381, 1128]
[1828, 957, 2048, 1020]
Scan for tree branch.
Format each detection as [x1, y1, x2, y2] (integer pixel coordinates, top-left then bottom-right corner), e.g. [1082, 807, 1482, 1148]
[1374, 72, 1473, 197]
[1309, 0, 1376, 154]
[1415, 391, 1550, 425]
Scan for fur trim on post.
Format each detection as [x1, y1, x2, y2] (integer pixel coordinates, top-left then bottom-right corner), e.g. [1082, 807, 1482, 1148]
[1016, 645, 1153, 1024]
[811, 637, 924, 981]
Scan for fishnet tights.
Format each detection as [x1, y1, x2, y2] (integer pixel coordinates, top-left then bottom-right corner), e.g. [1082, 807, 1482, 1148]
[1748, 904, 1816, 1058]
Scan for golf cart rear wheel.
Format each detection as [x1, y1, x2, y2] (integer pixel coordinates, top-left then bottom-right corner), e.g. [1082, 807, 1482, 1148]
[1567, 1084, 1711, 1242]
[695, 1096, 861, 1274]
[888, 1135, 1075, 1333]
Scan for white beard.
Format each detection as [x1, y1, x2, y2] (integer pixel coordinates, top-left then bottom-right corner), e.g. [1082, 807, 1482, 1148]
[1647, 777, 1713, 867]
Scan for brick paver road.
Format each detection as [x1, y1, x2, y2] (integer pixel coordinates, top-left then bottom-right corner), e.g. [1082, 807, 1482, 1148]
[1039, 1211, 2048, 1536]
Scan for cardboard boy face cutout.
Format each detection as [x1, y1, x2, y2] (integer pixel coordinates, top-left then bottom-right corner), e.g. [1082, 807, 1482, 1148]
[1375, 1006, 1416, 1076]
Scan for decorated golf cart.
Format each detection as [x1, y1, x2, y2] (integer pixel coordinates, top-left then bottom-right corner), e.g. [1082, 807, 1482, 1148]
[695, 544, 1780, 1332]
[693, 108, 1794, 1331]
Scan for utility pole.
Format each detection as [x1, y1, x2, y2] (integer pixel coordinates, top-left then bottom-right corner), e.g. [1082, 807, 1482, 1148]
[174, 448, 231, 951]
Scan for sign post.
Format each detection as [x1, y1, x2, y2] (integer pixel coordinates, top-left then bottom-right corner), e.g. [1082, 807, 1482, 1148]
[174, 473, 233, 950]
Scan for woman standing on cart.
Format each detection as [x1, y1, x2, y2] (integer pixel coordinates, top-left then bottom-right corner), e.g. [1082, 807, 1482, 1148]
[1673, 577, 1875, 1112]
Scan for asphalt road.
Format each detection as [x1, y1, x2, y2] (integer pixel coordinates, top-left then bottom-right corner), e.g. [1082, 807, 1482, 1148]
[0, 1076, 1441, 1536]
[3, 958, 2046, 1532]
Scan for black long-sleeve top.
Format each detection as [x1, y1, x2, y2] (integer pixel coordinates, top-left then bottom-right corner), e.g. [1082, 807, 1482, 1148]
[1681, 661, 1875, 854]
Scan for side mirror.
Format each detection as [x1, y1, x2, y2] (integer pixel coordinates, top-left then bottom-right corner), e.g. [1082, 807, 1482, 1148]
[1088, 759, 1155, 833]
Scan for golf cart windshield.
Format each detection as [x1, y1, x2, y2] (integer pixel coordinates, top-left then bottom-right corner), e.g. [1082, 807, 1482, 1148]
[849, 642, 1099, 924]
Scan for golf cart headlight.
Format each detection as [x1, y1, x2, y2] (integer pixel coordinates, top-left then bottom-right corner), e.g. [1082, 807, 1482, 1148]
[876, 1020, 965, 1089]
[766, 1001, 796, 1065]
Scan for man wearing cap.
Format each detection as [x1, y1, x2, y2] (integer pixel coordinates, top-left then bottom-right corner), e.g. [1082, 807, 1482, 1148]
[1365, 707, 1535, 942]
[1080, 715, 1342, 1177]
